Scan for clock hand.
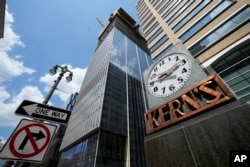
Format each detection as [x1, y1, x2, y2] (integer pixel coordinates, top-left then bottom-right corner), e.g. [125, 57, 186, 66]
[149, 63, 180, 82]
[157, 63, 180, 80]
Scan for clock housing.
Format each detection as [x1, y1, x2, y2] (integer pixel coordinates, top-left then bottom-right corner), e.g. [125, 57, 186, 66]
[147, 53, 191, 97]
[143, 43, 208, 109]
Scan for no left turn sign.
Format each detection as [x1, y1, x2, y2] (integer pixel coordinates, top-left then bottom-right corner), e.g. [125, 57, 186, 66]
[0, 119, 57, 162]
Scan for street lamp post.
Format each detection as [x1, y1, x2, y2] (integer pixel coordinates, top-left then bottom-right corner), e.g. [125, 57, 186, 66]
[43, 65, 73, 104]
[15, 65, 73, 167]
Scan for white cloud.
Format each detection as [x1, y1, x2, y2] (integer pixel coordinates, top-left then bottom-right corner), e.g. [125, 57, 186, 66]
[0, 137, 6, 144]
[0, 6, 24, 51]
[0, 6, 35, 83]
[12, 85, 44, 103]
[0, 53, 35, 83]
[0, 6, 87, 131]
[40, 65, 87, 103]
[0, 7, 38, 127]
[0, 86, 44, 127]
[0, 137, 6, 149]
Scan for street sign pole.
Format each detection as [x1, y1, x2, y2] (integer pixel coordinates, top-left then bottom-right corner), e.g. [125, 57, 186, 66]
[1, 65, 74, 165]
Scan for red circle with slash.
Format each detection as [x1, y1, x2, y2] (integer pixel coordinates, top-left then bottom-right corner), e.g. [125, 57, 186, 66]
[9, 123, 50, 158]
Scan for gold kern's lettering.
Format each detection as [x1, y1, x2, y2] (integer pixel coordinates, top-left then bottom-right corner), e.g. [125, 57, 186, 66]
[199, 81, 222, 103]
[144, 75, 233, 134]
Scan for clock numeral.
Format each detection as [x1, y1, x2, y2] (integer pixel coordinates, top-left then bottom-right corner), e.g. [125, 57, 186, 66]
[175, 56, 180, 61]
[169, 84, 175, 91]
[153, 67, 158, 72]
[182, 68, 187, 73]
[181, 59, 186, 65]
[159, 60, 165, 66]
[153, 86, 158, 92]
[162, 87, 166, 94]
[150, 74, 156, 80]
[177, 77, 183, 83]
[149, 81, 154, 87]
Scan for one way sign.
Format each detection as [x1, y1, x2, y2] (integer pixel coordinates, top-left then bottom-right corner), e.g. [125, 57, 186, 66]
[15, 100, 71, 124]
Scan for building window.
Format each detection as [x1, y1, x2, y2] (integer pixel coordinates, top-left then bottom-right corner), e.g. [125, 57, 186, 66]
[147, 28, 163, 44]
[211, 42, 250, 104]
[144, 22, 159, 36]
[159, 0, 172, 14]
[173, 0, 211, 32]
[167, 0, 194, 25]
[152, 0, 160, 8]
[162, 0, 181, 19]
[179, 1, 233, 42]
[58, 133, 98, 167]
[155, 0, 167, 11]
[150, 35, 168, 53]
[189, 7, 250, 56]
[143, 17, 156, 32]
[138, 6, 148, 19]
[153, 44, 173, 61]
[141, 13, 153, 26]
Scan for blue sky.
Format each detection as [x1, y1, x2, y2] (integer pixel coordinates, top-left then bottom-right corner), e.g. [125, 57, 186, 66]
[0, 0, 139, 144]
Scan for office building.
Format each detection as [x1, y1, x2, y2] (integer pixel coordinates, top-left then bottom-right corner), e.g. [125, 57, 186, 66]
[136, 1, 250, 166]
[58, 8, 152, 167]
[136, 0, 250, 103]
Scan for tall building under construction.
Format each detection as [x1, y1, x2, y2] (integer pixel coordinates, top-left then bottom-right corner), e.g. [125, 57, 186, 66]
[58, 8, 152, 167]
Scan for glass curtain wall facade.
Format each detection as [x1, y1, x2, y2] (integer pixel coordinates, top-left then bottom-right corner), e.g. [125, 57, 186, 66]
[58, 8, 152, 167]
[136, 0, 250, 103]
[211, 40, 250, 103]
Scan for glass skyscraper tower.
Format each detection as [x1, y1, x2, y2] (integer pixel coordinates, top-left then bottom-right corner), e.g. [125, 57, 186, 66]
[58, 8, 152, 167]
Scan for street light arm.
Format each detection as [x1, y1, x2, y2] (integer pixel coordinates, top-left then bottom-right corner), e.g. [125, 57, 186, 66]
[43, 65, 73, 104]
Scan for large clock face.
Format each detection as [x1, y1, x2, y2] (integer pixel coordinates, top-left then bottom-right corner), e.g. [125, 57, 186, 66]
[147, 53, 192, 97]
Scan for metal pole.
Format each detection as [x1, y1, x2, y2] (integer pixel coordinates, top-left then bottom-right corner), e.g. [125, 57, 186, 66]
[43, 73, 63, 104]
[14, 65, 71, 166]
[18, 160, 23, 167]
